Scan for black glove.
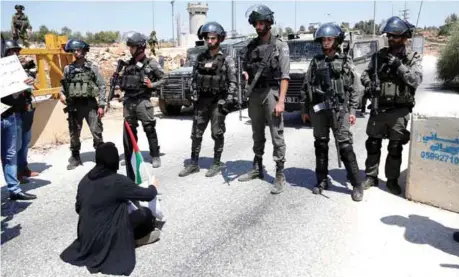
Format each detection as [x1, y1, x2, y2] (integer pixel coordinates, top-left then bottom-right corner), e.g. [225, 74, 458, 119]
[217, 99, 230, 115]
[387, 54, 402, 70]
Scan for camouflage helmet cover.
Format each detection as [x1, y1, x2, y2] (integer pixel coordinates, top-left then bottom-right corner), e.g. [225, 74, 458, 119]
[14, 4, 24, 10]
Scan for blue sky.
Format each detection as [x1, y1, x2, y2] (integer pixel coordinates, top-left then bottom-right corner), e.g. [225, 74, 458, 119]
[1, 1, 457, 40]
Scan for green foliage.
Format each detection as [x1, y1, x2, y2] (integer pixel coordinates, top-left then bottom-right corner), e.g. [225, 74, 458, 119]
[437, 22, 459, 83]
[438, 13, 458, 36]
[352, 20, 381, 35]
[0, 25, 120, 44]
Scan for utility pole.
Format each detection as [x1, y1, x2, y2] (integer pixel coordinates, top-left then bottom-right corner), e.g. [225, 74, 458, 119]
[231, 0, 236, 37]
[294, 0, 297, 33]
[152, 1, 155, 30]
[372, 0, 376, 38]
[400, 0, 410, 21]
[171, 0, 175, 45]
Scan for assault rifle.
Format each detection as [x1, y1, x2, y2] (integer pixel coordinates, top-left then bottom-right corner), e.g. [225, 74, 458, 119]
[107, 59, 127, 109]
[313, 62, 342, 168]
[370, 53, 381, 116]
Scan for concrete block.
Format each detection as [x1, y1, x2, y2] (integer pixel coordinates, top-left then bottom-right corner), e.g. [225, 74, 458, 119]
[30, 99, 92, 148]
[406, 93, 459, 213]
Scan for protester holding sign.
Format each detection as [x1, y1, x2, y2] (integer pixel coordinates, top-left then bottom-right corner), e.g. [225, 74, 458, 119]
[0, 39, 37, 201]
[60, 142, 160, 276]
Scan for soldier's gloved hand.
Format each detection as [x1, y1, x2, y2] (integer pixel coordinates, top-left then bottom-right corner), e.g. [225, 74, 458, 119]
[190, 90, 198, 102]
[217, 99, 230, 115]
[387, 54, 402, 70]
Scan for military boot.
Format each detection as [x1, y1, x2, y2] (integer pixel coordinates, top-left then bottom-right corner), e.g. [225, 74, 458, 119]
[152, 156, 161, 168]
[271, 162, 286, 194]
[386, 179, 402, 195]
[339, 144, 364, 202]
[205, 156, 224, 178]
[312, 180, 329, 194]
[238, 155, 264, 182]
[179, 155, 200, 177]
[67, 151, 83, 170]
[362, 176, 378, 190]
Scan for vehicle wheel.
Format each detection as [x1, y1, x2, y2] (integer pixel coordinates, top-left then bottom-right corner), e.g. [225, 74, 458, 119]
[158, 99, 182, 115]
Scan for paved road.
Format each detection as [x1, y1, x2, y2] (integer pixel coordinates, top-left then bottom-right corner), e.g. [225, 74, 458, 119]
[2, 56, 458, 277]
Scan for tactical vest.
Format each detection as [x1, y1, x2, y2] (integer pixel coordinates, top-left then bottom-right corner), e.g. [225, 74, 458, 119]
[13, 14, 28, 30]
[376, 48, 416, 108]
[66, 63, 98, 98]
[195, 52, 227, 96]
[120, 58, 151, 98]
[245, 36, 281, 86]
[311, 54, 352, 106]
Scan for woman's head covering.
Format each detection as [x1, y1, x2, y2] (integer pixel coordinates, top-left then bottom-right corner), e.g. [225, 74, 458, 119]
[95, 142, 120, 171]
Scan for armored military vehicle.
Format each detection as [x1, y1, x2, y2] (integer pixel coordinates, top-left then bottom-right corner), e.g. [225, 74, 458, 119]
[158, 37, 250, 116]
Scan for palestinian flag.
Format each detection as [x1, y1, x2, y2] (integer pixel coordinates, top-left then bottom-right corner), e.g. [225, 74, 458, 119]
[123, 120, 150, 185]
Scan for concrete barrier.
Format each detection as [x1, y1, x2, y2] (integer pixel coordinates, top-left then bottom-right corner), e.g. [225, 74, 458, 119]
[30, 99, 92, 148]
[406, 92, 459, 213]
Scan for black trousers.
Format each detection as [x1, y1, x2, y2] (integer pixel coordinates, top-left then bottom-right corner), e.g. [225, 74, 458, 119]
[129, 207, 155, 240]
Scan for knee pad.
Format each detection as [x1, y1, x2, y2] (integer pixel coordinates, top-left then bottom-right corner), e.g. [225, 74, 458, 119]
[387, 140, 403, 158]
[365, 137, 382, 154]
[338, 142, 353, 155]
[211, 133, 224, 142]
[314, 137, 329, 153]
[143, 123, 156, 136]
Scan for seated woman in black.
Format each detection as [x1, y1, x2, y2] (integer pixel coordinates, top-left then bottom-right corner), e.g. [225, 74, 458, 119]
[60, 142, 160, 276]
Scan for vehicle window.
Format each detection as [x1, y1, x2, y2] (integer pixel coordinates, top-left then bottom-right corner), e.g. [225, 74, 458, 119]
[287, 40, 323, 61]
[352, 41, 378, 60]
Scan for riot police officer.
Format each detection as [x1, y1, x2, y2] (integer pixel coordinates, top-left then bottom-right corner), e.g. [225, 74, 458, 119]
[302, 23, 364, 202]
[361, 16, 422, 195]
[178, 22, 237, 178]
[60, 39, 106, 170]
[11, 4, 32, 47]
[238, 5, 290, 194]
[120, 32, 165, 171]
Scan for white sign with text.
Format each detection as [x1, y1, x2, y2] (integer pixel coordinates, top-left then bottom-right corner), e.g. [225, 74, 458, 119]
[0, 55, 31, 98]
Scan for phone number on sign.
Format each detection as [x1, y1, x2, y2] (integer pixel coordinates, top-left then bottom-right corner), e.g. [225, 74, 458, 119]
[421, 151, 459, 165]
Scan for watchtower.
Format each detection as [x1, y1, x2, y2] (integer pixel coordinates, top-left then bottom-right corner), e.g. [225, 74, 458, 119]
[187, 2, 208, 35]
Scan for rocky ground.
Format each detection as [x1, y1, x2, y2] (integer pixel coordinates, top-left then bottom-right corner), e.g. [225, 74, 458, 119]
[1, 55, 458, 277]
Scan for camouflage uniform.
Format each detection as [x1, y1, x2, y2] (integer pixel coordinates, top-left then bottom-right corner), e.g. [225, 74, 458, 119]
[11, 9, 31, 47]
[60, 60, 107, 169]
[121, 55, 165, 168]
[303, 49, 364, 201]
[360, 47, 422, 192]
[178, 48, 237, 177]
[148, 31, 158, 56]
[238, 34, 290, 192]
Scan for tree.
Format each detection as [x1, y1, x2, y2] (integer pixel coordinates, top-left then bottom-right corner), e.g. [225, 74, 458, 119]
[299, 25, 306, 32]
[340, 22, 350, 32]
[284, 27, 294, 35]
[60, 26, 72, 37]
[439, 13, 458, 36]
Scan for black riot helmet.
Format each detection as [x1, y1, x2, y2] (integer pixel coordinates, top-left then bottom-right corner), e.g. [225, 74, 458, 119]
[314, 23, 345, 45]
[64, 39, 90, 53]
[126, 32, 147, 48]
[379, 16, 415, 38]
[3, 39, 22, 52]
[245, 4, 275, 26]
[197, 21, 226, 42]
[14, 4, 24, 10]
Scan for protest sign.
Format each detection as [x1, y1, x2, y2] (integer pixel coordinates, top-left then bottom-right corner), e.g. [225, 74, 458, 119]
[0, 55, 31, 98]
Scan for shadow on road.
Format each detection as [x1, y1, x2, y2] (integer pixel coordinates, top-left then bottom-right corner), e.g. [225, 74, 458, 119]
[381, 214, 459, 257]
